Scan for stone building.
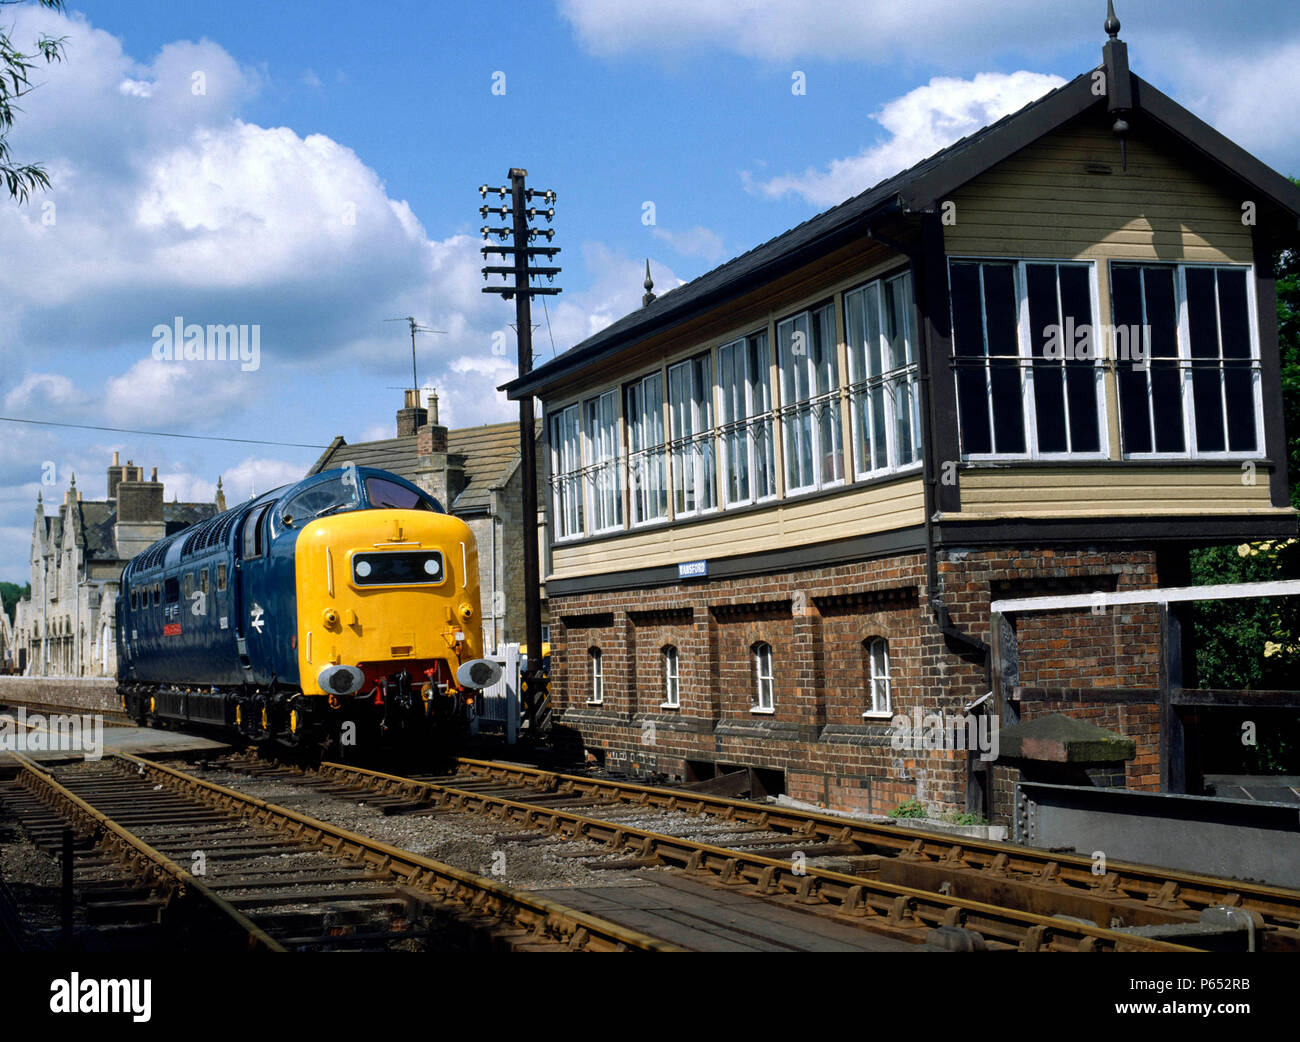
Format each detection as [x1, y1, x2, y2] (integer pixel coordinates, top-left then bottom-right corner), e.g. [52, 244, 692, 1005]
[13, 454, 223, 677]
[502, 18, 1300, 819]
[0, 603, 14, 673]
[309, 389, 545, 650]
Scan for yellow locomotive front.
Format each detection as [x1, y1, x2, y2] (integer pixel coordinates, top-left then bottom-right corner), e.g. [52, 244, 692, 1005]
[292, 508, 500, 748]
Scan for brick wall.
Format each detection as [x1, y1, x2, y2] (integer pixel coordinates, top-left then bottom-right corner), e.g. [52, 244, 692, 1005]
[547, 545, 1164, 820]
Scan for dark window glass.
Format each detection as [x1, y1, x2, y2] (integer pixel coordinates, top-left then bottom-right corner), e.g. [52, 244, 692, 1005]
[950, 261, 992, 455]
[217, 563, 228, 591]
[950, 260, 1024, 455]
[365, 476, 435, 511]
[983, 263, 1025, 454]
[1187, 267, 1224, 452]
[242, 505, 268, 559]
[130, 590, 138, 610]
[1217, 269, 1256, 451]
[1027, 263, 1067, 453]
[1112, 265, 1151, 453]
[281, 477, 359, 527]
[152, 583, 161, 606]
[1144, 267, 1184, 453]
[1060, 264, 1101, 453]
[164, 577, 179, 604]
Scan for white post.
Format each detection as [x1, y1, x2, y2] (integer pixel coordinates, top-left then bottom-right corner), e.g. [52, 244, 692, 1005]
[504, 643, 520, 745]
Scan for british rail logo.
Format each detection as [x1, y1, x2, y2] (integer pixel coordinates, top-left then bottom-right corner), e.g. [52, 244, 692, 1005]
[49, 974, 151, 1022]
[151, 316, 261, 371]
[889, 708, 999, 762]
[0, 708, 103, 760]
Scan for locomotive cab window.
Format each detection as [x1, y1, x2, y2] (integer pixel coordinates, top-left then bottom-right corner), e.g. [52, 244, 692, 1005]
[242, 505, 269, 559]
[365, 476, 436, 511]
[279, 477, 359, 529]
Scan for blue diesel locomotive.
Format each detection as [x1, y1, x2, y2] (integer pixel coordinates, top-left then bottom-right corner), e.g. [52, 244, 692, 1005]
[116, 465, 500, 753]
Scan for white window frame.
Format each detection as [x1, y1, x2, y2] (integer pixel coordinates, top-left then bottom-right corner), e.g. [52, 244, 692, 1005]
[549, 403, 584, 542]
[667, 352, 718, 518]
[949, 258, 1108, 462]
[588, 649, 603, 705]
[752, 641, 774, 714]
[661, 645, 679, 709]
[1110, 261, 1264, 461]
[844, 270, 924, 480]
[582, 389, 623, 535]
[718, 331, 777, 508]
[777, 302, 844, 495]
[864, 637, 891, 718]
[626, 371, 669, 527]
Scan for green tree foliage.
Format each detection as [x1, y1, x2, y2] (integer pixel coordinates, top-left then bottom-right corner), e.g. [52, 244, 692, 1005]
[0, 0, 66, 202]
[0, 581, 30, 622]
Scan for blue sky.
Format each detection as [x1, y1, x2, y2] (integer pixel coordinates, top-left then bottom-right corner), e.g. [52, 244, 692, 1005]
[2, 0, 1299, 579]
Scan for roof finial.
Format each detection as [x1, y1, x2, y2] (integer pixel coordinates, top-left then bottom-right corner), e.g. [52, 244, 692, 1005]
[642, 259, 655, 307]
[1105, 0, 1121, 39]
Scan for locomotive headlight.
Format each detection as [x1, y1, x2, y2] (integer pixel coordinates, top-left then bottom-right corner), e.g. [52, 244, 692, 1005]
[318, 664, 365, 696]
[456, 658, 503, 690]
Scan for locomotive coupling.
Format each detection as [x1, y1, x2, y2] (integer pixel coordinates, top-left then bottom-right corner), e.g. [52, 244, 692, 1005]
[455, 658, 503, 690]
[318, 664, 365, 695]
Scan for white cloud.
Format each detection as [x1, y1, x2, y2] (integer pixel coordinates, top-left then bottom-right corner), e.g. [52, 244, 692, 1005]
[651, 224, 728, 263]
[749, 71, 1065, 207]
[162, 457, 306, 507]
[3, 373, 87, 412]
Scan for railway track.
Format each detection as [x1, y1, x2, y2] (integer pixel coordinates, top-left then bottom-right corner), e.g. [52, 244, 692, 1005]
[0, 753, 680, 953]
[447, 757, 1300, 951]
[203, 753, 1213, 952]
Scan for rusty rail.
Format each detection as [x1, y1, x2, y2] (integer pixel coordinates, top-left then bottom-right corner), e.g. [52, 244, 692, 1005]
[10, 752, 284, 952]
[123, 753, 681, 952]
[451, 756, 1299, 946]
[311, 759, 1196, 952]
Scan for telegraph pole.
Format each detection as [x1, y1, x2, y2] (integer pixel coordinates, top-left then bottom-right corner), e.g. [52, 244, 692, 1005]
[480, 169, 560, 733]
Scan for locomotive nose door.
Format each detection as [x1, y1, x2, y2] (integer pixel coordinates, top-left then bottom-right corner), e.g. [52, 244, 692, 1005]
[234, 503, 272, 677]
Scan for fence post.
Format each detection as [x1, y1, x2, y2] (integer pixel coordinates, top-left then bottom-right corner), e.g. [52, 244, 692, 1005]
[1159, 604, 1187, 794]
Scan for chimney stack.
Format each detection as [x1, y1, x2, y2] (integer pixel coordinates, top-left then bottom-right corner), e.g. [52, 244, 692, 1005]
[397, 387, 429, 438]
